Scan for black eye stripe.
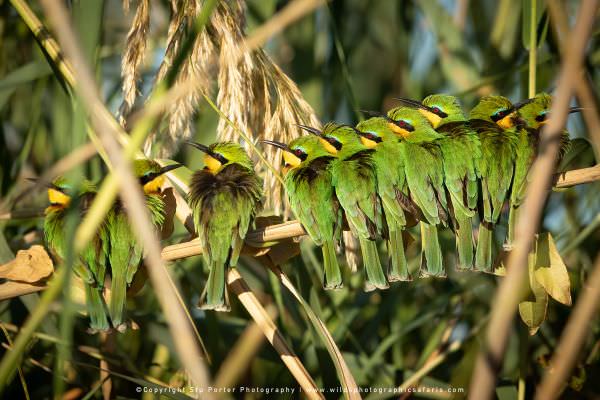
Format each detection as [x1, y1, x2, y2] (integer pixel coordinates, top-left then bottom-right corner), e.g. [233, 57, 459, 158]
[535, 114, 547, 122]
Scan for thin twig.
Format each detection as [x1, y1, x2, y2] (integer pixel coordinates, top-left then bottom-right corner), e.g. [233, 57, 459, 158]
[535, 253, 600, 399]
[467, 1, 599, 398]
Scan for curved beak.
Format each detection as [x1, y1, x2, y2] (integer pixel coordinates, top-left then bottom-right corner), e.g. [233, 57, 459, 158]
[359, 109, 385, 118]
[262, 139, 290, 152]
[514, 98, 534, 109]
[184, 141, 212, 155]
[394, 97, 448, 118]
[159, 163, 184, 175]
[296, 124, 322, 136]
[569, 106, 584, 114]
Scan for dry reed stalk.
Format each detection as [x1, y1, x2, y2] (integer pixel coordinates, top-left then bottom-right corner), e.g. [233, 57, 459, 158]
[468, 1, 598, 398]
[547, 0, 600, 159]
[226, 268, 324, 400]
[119, 0, 150, 127]
[535, 253, 600, 399]
[37, 1, 214, 395]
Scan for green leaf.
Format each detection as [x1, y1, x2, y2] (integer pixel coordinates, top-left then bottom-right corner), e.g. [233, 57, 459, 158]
[533, 232, 572, 306]
[0, 61, 51, 110]
[518, 249, 548, 335]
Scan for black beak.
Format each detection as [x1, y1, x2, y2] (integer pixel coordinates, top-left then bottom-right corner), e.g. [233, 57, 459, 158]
[296, 124, 322, 136]
[184, 141, 212, 154]
[262, 140, 290, 152]
[514, 98, 535, 110]
[159, 163, 184, 175]
[569, 107, 584, 114]
[27, 177, 61, 190]
[359, 109, 385, 118]
[394, 97, 448, 118]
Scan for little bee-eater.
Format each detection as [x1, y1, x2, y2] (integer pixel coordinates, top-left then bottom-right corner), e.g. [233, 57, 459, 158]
[469, 96, 520, 271]
[186, 142, 263, 311]
[107, 160, 181, 330]
[263, 135, 344, 289]
[396, 95, 481, 270]
[355, 116, 416, 281]
[313, 123, 389, 291]
[504, 93, 579, 250]
[44, 178, 110, 331]
[386, 107, 448, 277]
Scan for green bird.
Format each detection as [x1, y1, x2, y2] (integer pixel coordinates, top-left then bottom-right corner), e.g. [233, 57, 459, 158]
[354, 116, 418, 281]
[386, 106, 448, 277]
[396, 95, 481, 270]
[107, 160, 181, 330]
[263, 135, 344, 289]
[468, 95, 520, 271]
[313, 122, 389, 290]
[44, 178, 110, 331]
[186, 142, 263, 311]
[505, 93, 578, 249]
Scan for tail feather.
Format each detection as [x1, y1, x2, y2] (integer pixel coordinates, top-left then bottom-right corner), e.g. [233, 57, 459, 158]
[387, 229, 410, 281]
[505, 205, 519, 251]
[85, 284, 110, 331]
[109, 269, 127, 329]
[322, 240, 343, 289]
[358, 237, 388, 291]
[420, 223, 445, 277]
[199, 261, 230, 312]
[475, 223, 494, 272]
[455, 215, 474, 270]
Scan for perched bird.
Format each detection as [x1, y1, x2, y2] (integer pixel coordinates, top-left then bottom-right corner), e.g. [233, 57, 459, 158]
[469, 95, 520, 271]
[43, 178, 110, 331]
[315, 123, 389, 290]
[355, 116, 416, 281]
[386, 107, 448, 277]
[107, 160, 181, 330]
[186, 142, 263, 311]
[396, 95, 481, 270]
[505, 93, 577, 249]
[263, 135, 344, 289]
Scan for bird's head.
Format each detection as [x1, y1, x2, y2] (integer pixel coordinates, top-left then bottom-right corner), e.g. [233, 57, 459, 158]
[46, 176, 72, 210]
[133, 159, 182, 195]
[516, 92, 582, 130]
[355, 116, 394, 148]
[186, 141, 253, 175]
[386, 107, 433, 138]
[469, 95, 518, 129]
[263, 135, 330, 171]
[394, 95, 463, 128]
[317, 122, 364, 155]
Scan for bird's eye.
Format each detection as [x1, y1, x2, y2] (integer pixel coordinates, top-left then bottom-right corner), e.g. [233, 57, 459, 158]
[535, 113, 547, 122]
[491, 109, 508, 122]
[325, 137, 343, 150]
[432, 106, 442, 115]
[293, 149, 307, 160]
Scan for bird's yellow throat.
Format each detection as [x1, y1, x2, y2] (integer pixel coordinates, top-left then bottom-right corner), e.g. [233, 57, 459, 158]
[387, 122, 411, 139]
[418, 109, 442, 128]
[204, 154, 223, 174]
[496, 111, 517, 129]
[143, 175, 165, 194]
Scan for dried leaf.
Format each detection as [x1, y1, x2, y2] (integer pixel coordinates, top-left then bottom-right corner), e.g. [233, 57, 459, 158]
[533, 232, 572, 306]
[0, 245, 54, 283]
[519, 249, 548, 335]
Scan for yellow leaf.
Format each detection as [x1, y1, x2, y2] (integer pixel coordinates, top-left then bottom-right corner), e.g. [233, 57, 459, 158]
[533, 233, 572, 306]
[519, 249, 548, 335]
